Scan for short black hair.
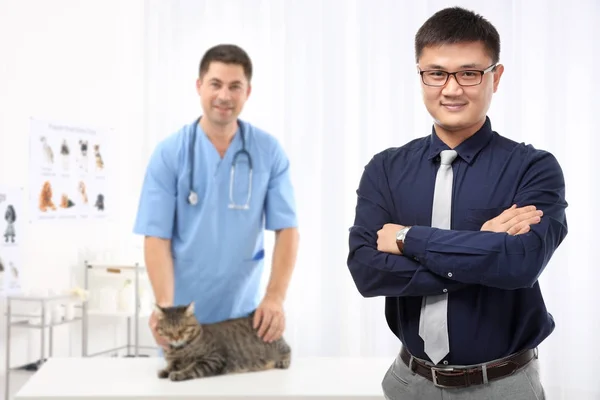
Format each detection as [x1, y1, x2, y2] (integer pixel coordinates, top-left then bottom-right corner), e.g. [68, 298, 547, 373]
[199, 44, 253, 82]
[415, 7, 500, 64]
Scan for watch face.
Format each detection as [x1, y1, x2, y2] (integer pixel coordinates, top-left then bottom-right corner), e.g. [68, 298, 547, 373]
[396, 227, 408, 241]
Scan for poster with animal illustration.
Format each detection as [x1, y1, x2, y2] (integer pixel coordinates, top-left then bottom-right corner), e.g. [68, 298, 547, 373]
[0, 184, 23, 295]
[29, 117, 109, 221]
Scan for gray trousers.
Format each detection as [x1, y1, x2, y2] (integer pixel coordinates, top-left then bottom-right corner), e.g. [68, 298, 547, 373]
[382, 350, 545, 400]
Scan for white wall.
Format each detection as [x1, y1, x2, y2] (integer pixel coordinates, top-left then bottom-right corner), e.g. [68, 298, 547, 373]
[0, 0, 155, 374]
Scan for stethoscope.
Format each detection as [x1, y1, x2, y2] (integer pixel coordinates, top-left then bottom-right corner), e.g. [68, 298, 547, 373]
[187, 117, 253, 209]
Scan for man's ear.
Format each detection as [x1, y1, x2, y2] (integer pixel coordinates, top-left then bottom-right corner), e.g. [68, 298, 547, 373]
[196, 78, 203, 95]
[492, 64, 505, 93]
[185, 302, 195, 316]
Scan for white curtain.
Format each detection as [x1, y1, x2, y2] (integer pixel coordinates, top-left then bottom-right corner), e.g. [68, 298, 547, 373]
[142, 0, 600, 398]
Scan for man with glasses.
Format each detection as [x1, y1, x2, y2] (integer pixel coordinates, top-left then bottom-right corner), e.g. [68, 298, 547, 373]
[347, 6, 567, 399]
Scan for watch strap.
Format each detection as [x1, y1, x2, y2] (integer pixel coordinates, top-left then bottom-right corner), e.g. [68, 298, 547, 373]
[396, 238, 405, 254]
[396, 227, 410, 254]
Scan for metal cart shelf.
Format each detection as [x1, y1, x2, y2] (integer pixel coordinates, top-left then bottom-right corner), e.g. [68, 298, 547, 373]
[82, 260, 156, 358]
[4, 293, 84, 400]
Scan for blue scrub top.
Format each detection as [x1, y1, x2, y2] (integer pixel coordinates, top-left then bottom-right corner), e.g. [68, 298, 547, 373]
[133, 118, 298, 323]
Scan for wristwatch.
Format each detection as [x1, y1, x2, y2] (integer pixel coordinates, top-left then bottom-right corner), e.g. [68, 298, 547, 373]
[396, 226, 411, 254]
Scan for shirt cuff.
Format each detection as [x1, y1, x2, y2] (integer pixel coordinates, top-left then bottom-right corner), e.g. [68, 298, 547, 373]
[402, 225, 437, 261]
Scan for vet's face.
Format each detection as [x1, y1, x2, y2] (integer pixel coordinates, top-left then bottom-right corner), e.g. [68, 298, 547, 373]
[196, 61, 251, 127]
[417, 41, 503, 136]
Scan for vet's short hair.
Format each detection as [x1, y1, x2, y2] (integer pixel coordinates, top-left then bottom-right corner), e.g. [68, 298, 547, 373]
[199, 44, 253, 82]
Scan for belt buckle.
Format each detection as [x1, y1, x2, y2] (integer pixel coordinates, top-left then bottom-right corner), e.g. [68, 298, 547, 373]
[431, 366, 468, 389]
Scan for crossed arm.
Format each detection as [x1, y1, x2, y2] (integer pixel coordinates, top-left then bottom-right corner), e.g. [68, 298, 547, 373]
[347, 170, 470, 297]
[347, 151, 568, 297]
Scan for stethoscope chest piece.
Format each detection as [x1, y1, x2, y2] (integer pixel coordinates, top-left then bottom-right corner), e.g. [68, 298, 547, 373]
[188, 191, 198, 206]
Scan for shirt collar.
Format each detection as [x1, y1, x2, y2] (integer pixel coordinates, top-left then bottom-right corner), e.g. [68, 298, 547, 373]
[427, 116, 494, 165]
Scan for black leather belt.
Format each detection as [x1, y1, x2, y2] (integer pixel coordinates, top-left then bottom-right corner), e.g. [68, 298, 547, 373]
[400, 346, 537, 388]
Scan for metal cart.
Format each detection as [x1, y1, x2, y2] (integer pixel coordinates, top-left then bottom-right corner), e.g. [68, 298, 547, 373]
[82, 260, 155, 358]
[4, 293, 84, 400]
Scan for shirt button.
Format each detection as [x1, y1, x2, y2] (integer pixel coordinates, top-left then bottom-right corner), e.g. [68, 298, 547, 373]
[443, 288, 448, 293]
[447, 272, 453, 277]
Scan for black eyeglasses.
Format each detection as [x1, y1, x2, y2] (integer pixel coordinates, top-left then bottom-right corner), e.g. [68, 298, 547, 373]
[418, 64, 497, 87]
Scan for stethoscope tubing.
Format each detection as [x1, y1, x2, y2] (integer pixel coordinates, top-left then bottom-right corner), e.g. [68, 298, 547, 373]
[188, 117, 253, 208]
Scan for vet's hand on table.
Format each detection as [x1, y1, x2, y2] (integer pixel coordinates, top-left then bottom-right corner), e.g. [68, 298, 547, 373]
[377, 223, 405, 255]
[149, 308, 169, 350]
[480, 204, 543, 235]
[253, 294, 285, 343]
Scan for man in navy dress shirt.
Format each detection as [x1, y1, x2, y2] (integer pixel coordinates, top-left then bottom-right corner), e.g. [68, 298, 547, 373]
[347, 7, 568, 399]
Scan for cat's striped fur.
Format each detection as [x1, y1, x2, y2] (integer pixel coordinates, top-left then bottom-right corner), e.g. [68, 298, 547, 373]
[155, 302, 291, 382]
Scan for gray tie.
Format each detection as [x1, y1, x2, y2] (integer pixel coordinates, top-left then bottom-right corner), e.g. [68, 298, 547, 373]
[418, 149, 457, 365]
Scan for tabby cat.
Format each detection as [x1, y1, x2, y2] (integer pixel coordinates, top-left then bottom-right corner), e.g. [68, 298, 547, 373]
[155, 302, 291, 382]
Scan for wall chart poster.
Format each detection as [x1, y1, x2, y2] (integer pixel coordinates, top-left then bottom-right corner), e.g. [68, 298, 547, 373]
[29, 118, 109, 222]
[0, 184, 23, 295]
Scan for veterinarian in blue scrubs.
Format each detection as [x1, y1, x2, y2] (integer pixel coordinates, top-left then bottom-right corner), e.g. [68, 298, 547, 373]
[133, 44, 299, 348]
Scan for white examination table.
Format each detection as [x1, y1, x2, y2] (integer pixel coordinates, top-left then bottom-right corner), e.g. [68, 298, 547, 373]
[15, 357, 391, 400]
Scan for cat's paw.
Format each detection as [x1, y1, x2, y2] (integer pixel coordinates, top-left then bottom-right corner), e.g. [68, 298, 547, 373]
[157, 369, 170, 379]
[275, 359, 291, 369]
[169, 371, 192, 382]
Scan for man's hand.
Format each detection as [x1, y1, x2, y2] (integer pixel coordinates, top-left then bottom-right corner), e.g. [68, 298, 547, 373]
[377, 223, 404, 255]
[149, 308, 169, 350]
[253, 294, 285, 343]
[481, 204, 543, 235]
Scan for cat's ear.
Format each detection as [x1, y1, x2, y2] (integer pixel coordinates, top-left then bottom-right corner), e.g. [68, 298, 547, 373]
[185, 302, 195, 316]
[153, 304, 165, 318]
